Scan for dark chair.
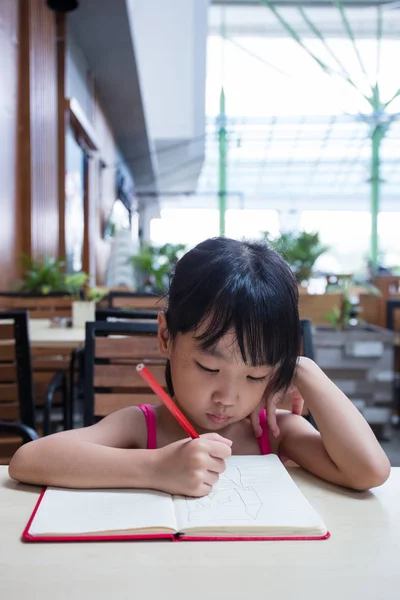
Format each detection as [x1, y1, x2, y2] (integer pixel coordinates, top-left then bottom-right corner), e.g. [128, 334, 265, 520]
[300, 318, 317, 428]
[0, 311, 67, 461]
[84, 320, 163, 426]
[386, 298, 400, 331]
[386, 299, 400, 425]
[0, 294, 75, 431]
[108, 291, 167, 311]
[69, 308, 159, 427]
[300, 318, 314, 360]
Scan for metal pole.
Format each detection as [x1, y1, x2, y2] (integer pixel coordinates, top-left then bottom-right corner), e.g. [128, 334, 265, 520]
[218, 87, 227, 236]
[371, 122, 383, 270]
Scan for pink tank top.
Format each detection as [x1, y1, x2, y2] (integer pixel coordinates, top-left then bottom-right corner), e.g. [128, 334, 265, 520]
[137, 404, 272, 455]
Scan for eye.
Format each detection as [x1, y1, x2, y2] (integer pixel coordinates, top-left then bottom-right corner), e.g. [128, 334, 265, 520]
[195, 361, 219, 374]
[247, 375, 268, 383]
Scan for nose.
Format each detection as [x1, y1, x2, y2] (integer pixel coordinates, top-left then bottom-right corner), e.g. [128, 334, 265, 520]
[211, 378, 238, 408]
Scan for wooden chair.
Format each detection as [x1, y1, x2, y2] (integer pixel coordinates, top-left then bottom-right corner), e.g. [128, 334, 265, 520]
[108, 291, 167, 311]
[84, 321, 164, 426]
[0, 293, 74, 319]
[0, 311, 66, 462]
[0, 296, 75, 431]
[69, 309, 159, 426]
[0, 299, 74, 421]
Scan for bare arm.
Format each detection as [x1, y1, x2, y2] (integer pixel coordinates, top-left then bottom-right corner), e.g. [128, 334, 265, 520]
[8, 406, 232, 497]
[277, 357, 391, 491]
[8, 407, 155, 488]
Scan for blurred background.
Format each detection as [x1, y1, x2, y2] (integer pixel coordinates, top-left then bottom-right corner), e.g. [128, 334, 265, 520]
[1, 0, 400, 463]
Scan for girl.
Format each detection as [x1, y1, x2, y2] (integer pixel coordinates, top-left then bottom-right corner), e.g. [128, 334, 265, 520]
[9, 237, 390, 495]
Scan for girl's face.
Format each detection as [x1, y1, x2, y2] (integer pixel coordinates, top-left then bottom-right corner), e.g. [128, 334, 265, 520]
[158, 314, 274, 431]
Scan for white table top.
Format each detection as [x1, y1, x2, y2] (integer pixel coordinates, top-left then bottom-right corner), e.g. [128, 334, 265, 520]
[28, 319, 85, 349]
[1, 465, 399, 600]
[27, 318, 156, 349]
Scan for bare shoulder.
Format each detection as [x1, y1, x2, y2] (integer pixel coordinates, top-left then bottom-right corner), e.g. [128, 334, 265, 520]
[60, 406, 148, 449]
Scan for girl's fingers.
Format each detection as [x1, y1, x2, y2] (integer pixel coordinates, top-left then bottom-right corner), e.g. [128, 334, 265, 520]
[291, 394, 304, 415]
[266, 400, 280, 438]
[250, 409, 263, 438]
[288, 386, 304, 415]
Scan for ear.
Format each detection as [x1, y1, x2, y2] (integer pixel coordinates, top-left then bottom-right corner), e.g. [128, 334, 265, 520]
[157, 312, 171, 358]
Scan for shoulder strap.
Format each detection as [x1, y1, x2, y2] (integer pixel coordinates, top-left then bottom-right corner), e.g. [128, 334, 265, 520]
[257, 409, 272, 455]
[137, 404, 157, 450]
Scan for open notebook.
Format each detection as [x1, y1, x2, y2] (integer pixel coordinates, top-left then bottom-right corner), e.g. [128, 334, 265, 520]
[23, 455, 329, 542]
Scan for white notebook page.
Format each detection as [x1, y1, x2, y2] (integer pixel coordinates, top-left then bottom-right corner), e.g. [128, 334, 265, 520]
[174, 455, 326, 534]
[29, 488, 177, 535]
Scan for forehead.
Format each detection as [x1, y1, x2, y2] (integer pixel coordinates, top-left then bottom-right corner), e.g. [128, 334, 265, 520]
[194, 327, 248, 363]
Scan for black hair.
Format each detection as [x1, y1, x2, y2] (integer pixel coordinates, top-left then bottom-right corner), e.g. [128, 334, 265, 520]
[164, 237, 300, 397]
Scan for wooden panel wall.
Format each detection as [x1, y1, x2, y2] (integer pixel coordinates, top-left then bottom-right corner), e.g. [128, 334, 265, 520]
[0, 1, 20, 287]
[1, 0, 132, 289]
[26, 0, 59, 259]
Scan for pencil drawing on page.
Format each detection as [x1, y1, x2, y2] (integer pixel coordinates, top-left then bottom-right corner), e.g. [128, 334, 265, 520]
[186, 465, 268, 522]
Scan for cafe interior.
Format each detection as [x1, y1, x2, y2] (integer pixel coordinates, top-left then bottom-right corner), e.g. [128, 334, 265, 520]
[1, 0, 400, 467]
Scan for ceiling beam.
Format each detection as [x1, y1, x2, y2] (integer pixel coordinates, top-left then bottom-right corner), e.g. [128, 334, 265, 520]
[212, 2, 393, 7]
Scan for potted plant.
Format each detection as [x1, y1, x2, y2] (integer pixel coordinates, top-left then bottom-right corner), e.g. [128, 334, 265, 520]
[15, 256, 107, 327]
[129, 243, 187, 293]
[262, 230, 328, 285]
[63, 271, 101, 328]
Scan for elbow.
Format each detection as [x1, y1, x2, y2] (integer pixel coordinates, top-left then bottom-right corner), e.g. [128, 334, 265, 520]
[8, 443, 33, 483]
[8, 447, 24, 481]
[8, 455, 20, 482]
[348, 457, 391, 492]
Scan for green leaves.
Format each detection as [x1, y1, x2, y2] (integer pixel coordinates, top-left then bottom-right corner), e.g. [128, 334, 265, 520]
[262, 231, 328, 282]
[86, 287, 107, 303]
[129, 243, 187, 292]
[64, 272, 90, 299]
[20, 256, 66, 294]
[19, 255, 90, 299]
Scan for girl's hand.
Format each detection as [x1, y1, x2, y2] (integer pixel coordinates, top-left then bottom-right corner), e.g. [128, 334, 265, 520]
[250, 385, 304, 439]
[152, 433, 232, 497]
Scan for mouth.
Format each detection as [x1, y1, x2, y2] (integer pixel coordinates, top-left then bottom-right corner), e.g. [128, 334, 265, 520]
[206, 413, 231, 425]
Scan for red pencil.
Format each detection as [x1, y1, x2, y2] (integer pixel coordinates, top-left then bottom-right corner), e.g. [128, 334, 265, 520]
[136, 363, 200, 439]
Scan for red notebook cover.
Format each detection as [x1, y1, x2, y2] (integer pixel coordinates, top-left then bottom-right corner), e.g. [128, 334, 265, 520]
[22, 488, 330, 543]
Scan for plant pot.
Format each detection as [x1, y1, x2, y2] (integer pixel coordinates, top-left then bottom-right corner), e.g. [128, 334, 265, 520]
[72, 301, 95, 328]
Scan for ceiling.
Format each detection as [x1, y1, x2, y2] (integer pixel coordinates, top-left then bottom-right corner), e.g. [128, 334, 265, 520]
[69, 0, 158, 193]
[192, 115, 400, 211]
[212, 1, 400, 6]
[209, 1, 400, 38]
[169, 0, 400, 211]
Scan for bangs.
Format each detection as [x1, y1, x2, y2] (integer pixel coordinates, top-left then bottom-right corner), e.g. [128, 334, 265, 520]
[193, 286, 289, 369]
